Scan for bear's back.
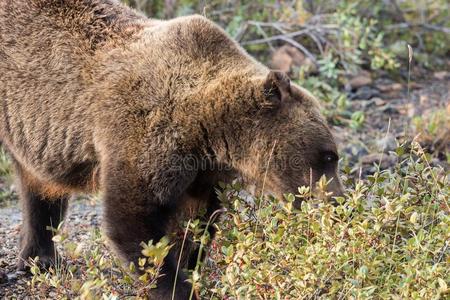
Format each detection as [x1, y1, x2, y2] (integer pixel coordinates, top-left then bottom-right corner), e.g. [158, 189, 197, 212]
[0, 0, 266, 193]
[0, 0, 147, 183]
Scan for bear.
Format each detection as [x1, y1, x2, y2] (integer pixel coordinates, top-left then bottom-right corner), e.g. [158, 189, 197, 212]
[0, 0, 343, 298]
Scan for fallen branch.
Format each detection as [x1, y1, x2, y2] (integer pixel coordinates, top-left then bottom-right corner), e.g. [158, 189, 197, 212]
[278, 36, 318, 66]
[240, 29, 310, 46]
[386, 22, 450, 34]
[252, 22, 276, 52]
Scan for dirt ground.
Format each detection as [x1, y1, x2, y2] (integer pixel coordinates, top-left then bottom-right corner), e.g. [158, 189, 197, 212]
[0, 66, 448, 298]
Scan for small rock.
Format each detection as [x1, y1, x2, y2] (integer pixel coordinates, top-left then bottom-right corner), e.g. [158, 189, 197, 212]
[343, 144, 369, 161]
[6, 271, 18, 282]
[271, 45, 299, 73]
[398, 103, 416, 118]
[408, 82, 423, 90]
[380, 103, 399, 114]
[361, 153, 397, 169]
[372, 97, 386, 106]
[419, 94, 429, 105]
[301, 57, 317, 74]
[49, 291, 58, 298]
[0, 271, 8, 284]
[270, 45, 316, 74]
[376, 133, 397, 153]
[349, 86, 381, 100]
[348, 70, 372, 89]
[431, 158, 448, 170]
[433, 71, 449, 80]
[377, 83, 403, 92]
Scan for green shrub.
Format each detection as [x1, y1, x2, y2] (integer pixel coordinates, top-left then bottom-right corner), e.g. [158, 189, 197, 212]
[0, 147, 11, 178]
[199, 141, 449, 299]
[412, 108, 450, 154]
[0, 147, 14, 206]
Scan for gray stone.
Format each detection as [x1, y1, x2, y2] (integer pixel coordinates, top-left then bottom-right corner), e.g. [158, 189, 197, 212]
[376, 133, 397, 153]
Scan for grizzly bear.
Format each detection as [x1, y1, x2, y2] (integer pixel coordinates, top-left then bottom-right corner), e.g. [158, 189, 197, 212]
[0, 0, 342, 298]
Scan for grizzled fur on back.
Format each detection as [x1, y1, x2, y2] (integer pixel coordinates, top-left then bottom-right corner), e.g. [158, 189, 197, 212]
[0, 0, 266, 195]
[0, 1, 341, 299]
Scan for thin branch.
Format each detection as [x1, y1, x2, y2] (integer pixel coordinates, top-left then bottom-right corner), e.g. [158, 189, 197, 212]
[240, 29, 310, 46]
[388, 0, 406, 22]
[245, 20, 339, 32]
[421, 23, 450, 34]
[436, 241, 449, 264]
[234, 23, 249, 42]
[208, 7, 235, 16]
[253, 23, 276, 52]
[246, 20, 291, 30]
[386, 22, 450, 34]
[304, 31, 324, 54]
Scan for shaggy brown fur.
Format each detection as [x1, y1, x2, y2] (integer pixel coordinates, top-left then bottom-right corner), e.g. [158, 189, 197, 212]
[0, 0, 342, 298]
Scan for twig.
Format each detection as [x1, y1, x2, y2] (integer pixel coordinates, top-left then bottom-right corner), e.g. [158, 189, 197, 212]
[246, 20, 291, 31]
[239, 29, 319, 66]
[388, 0, 406, 22]
[253, 23, 276, 52]
[208, 7, 234, 16]
[234, 23, 249, 42]
[386, 22, 450, 34]
[189, 208, 227, 300]
[240, 29, 310, 46]
[421, 23, 450, 34]
[172, 219, 191, 300]
[254, 140, 277, 235]
[436, 241, 449, 263]
[304, 31, 324, 54]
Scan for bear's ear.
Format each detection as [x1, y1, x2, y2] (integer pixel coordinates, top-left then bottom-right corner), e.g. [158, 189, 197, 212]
[263, 70, 291, 106]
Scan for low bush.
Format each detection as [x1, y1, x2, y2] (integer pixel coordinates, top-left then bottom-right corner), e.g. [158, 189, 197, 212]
[199, 141, 449, 299]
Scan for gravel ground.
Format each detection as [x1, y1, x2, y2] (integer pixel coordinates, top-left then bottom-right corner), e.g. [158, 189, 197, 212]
[0, 200, 103, 298]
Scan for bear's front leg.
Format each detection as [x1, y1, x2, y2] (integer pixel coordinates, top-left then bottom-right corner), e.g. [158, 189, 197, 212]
[13, 159, 69, 271]
[102, 160, 197, 300]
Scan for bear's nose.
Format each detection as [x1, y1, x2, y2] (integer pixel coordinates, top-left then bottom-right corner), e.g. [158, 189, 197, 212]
[330, 179, 344, 198]
[326, 176, 344, 205]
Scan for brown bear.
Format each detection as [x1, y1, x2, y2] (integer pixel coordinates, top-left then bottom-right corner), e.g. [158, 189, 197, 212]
[0, 0, 343, 298]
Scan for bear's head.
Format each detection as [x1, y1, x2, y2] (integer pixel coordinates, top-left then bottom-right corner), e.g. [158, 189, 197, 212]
[150, 15, 343, 202]
[210, 70, 343, 203]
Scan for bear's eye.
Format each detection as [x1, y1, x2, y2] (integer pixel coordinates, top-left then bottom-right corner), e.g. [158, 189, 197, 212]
[321, 151, 338, 164]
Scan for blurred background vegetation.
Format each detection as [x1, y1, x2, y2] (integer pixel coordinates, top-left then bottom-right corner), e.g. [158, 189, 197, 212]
[122, 0, 449, 66]
[122, 0, 450, 133]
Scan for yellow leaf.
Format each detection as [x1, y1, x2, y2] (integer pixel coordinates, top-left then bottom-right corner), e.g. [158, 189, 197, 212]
[438, 278, 447, 292]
